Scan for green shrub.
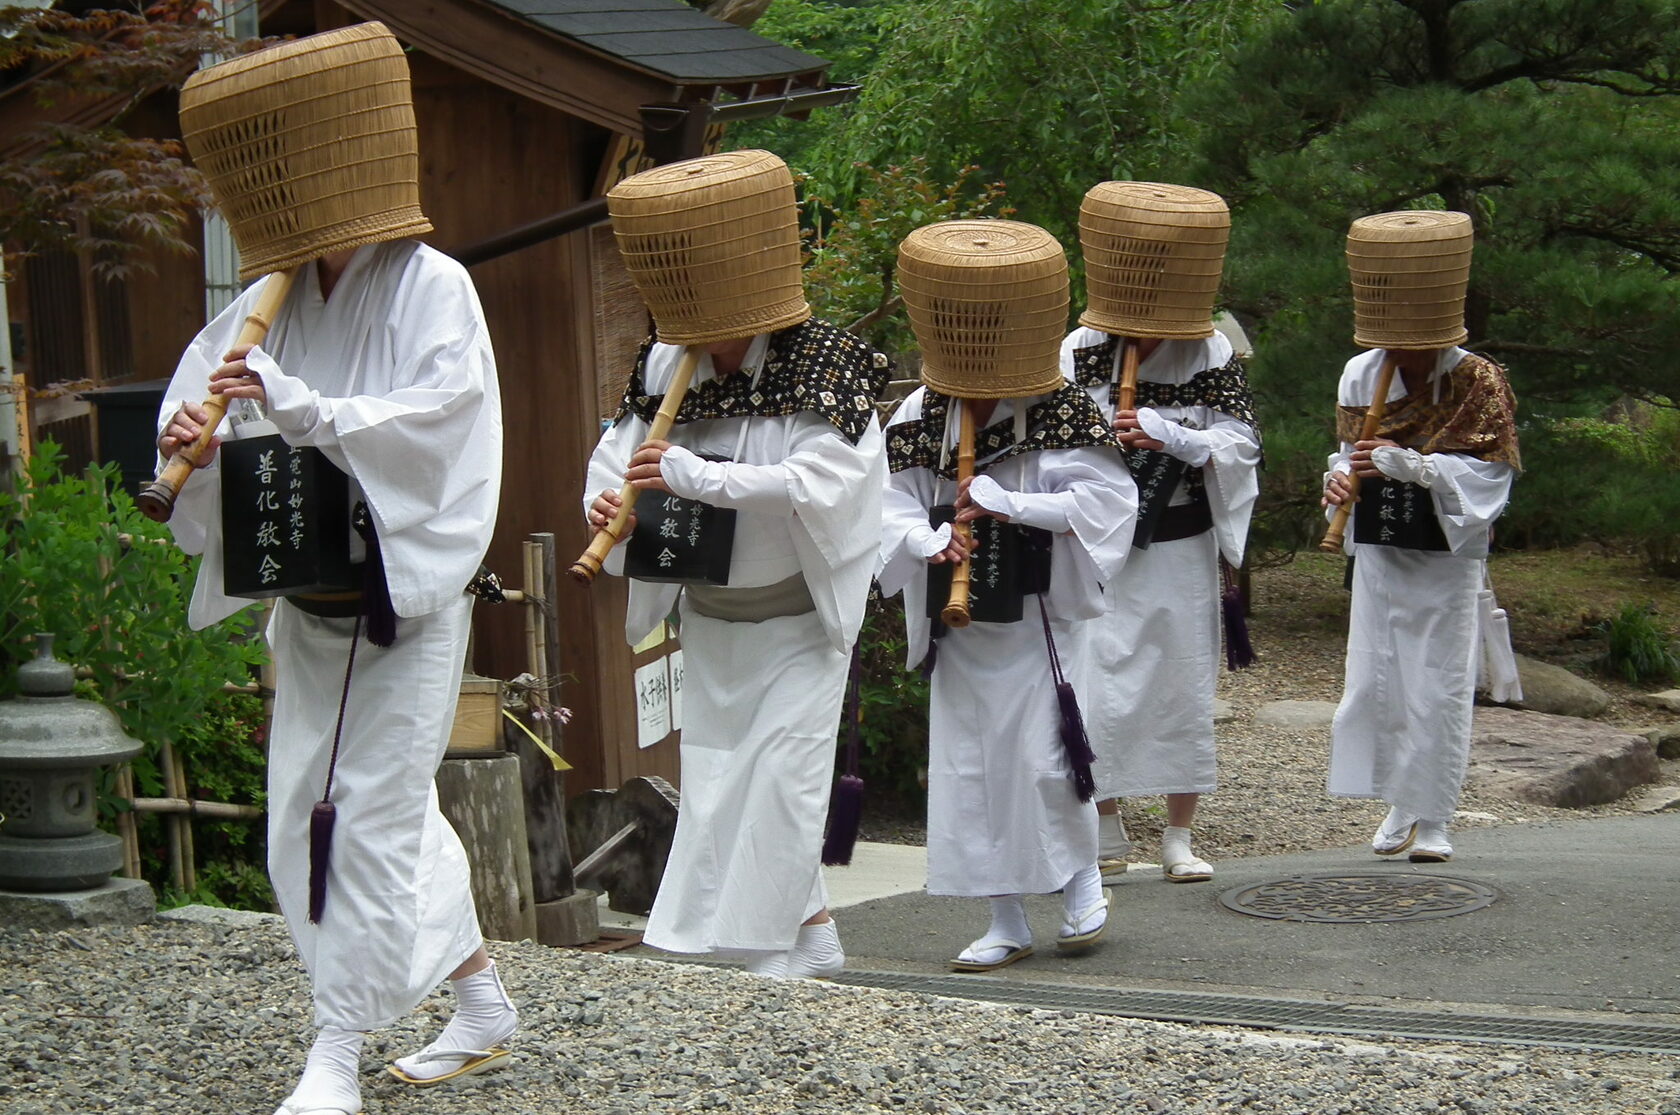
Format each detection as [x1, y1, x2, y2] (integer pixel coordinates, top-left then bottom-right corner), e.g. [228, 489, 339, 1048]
[844, 591, 930, 819]
[1, 442, 269, 907]
[1596, 602, 1679, 684]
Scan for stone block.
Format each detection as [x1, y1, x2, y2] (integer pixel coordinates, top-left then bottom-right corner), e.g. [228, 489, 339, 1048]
[535, 889, 600, 947]
[1630, 786, 1680, 813]
[437, 754, 538, 942]
[1212, 698, 1236, 725]
[1467, 706, 1659, 808]
[0, 876, 155, 929]
[158, 903, 280, 928]
[1513, 655, 1610, 719]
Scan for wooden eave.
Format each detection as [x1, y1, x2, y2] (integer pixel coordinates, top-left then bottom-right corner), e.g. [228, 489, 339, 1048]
[337, 0, 830, 136]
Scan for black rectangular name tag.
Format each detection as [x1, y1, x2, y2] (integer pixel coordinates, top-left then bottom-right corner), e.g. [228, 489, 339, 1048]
[220, 434, 353, 598]
[1353, 478, 1450, 551]
[925, 506, 1052, 625]
[624, 490, 737, 585]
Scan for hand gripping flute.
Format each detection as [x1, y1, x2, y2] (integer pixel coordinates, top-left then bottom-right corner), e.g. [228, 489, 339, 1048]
[568, 346, 700, 583]
[940, 399, 979, 629]
[136, 270, 298, 523]
[1319, 351, 1399, 554]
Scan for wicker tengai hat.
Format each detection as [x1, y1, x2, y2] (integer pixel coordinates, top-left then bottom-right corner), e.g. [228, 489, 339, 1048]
[179, 22, 432, 281]
[1078, 182, 1229, 339]
[607, 150, 810, 345]
[898, 220, 1069, 400]
[1347, 210, 1473, 348]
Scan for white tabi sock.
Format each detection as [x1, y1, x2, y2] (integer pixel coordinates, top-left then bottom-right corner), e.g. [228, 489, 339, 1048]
[393, 960, 518, 1082]
[277, 1026, 363, 1114]
[1097, 811, 1132, 860]
[785, 919, 845, 980]
[986, 894, 1031, 946]
[1061, 864, 1105, 922]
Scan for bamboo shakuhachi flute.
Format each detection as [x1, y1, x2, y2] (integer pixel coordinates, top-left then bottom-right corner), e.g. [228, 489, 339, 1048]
[1116, 336, 1139, 413]
[1319, 351, 1400, 554]
[569, 346, 701, 583]
[940, 399, 979, 629]
[136, 270, 298, 524]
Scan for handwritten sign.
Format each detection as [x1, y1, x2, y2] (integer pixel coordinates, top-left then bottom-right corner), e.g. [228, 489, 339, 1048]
[1354, 478, 1449, 551]
[221, 434, 352, 598]
[925, 505, 1053, 626]
[624, 490, 736, 584]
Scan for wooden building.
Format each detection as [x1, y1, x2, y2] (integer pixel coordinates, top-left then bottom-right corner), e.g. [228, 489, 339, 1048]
[1, 0, 852, 795]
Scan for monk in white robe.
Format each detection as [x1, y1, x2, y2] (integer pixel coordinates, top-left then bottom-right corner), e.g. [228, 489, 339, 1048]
[879, 383, 1134, 971]
[1061, 327, 1262, 883]
[1322, 346, 1519, 862]
[159, 241, 513, 1114]
[585, 320, 888, 978]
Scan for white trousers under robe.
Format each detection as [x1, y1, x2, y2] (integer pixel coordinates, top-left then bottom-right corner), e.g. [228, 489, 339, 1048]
[267, 596, 482, 1030]
[1087, 529, 1220, 799]
[644, 606, 844, 954]
[927, 617, 1099, 898]
[1328, 547, 1483, 822]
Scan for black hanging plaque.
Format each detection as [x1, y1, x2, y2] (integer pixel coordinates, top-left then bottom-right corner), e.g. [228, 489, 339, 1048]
[221, 434, 353, 598]
[623, 490, 737, 585]
[925, 506, 1053, 625]
[1353, 478, 1450, 551]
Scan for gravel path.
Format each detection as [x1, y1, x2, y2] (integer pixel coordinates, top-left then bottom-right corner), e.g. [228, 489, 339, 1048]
[6, 916, 1679, 1115]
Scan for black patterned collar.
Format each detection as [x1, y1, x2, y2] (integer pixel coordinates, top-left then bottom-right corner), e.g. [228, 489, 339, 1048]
[1070, 335, 1262, 440]
[886, 382, 1118, 478]
[616, 318, 891, 445]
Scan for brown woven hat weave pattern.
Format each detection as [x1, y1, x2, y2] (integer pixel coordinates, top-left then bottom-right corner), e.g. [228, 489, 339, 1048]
[898, 220, 1069, 400]
[607, 150, 810, 346]
[1347, 210, 1473, 348]
[180, 22, 431, 281]
[1078, 181, 1229, 340]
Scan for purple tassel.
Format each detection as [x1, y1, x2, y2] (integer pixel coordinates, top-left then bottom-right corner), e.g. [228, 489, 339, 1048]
[1055, 680, 1097, 803]
[918, 639, 938, 681]
[308, 800, 337, 924]
[1222, 583, 1256, 670]
[821, 773, 865, 866]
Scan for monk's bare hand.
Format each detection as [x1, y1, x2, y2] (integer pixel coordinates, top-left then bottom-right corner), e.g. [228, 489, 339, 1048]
[588, 489, 635, 537]
[1349, 438, 1399, 479]
[1114, 408, 1165, 452]
[158, 402, 220, 467]
[206, 343, 267, 407]
[625, 439, 673, 493]
[1322, 471, 1353, 508]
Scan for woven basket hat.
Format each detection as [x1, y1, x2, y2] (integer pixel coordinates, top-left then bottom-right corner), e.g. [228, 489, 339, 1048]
[898, 220, 1069, 400]
[179, 22, 431, 281]
[607, 150, 810, 345]
[1347, 210, 1473, 348]
[1078, 181, 1229, 339]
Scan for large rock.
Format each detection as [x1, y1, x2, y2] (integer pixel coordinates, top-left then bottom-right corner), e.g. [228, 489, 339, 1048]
[1467, 706, 1659, 807]
[1649, 724, 1680, 760]
[1512, 655, 1611, 719]
[1635, 689, 1680, 714]
[1253, 700, 1338, 731]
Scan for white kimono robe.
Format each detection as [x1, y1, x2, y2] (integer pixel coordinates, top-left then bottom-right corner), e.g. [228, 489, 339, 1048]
[160, 241, 502, 1029]
[879, 388, 1135, 897]
[584, 335, 885, 953]
[1324, 348, 1515, 822]
[1060, 328, 1262, 799]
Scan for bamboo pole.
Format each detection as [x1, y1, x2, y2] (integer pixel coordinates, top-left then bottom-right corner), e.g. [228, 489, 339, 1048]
[114, 765, 141, 879]
[131, 797, 263, 820]
[160, 740, 185, 893]
[172, 746, 196, 892]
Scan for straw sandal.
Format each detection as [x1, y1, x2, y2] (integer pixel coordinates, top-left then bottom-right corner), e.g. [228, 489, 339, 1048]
[949, 936, 1033, 973]
[1056, 896, 1109, 952]
[1097, 857, 1130, 885]
[387, 1045, 512, 1087]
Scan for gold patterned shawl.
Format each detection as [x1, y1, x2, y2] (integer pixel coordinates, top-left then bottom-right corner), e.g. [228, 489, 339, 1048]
[1336, 352, 1521, 470]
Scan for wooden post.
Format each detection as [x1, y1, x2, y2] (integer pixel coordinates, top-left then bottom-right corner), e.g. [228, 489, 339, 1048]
[436, 753, 538, 942]
[114, 765, 141, 879]
[510, 534, 578, 906]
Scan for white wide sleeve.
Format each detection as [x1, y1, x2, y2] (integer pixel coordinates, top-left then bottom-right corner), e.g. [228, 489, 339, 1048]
[582, 412, 679, 645]
[1033, 446, 1138, 594]
[1199, 413, 1262, 567]
[1429, 455, 1515, 556]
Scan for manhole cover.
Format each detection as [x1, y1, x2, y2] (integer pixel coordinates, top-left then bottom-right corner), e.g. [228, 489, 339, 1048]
[1219, 873, 1498, 924]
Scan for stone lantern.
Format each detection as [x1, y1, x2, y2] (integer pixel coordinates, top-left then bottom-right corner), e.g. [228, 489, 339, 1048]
[0, 634, 143, 891]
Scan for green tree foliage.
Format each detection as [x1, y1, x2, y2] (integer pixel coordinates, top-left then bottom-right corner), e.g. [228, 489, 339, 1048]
[0, 443, 269, 906]
[790, 0, 1257, 257]
[1183, 0, 1680, 413]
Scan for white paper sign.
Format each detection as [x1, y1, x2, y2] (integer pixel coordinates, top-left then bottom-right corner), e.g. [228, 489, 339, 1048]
[634, 659, 671, 749]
